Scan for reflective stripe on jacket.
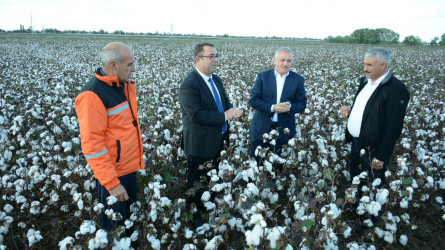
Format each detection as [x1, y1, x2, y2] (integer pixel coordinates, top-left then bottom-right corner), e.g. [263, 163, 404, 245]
[75, 68, 145, 190]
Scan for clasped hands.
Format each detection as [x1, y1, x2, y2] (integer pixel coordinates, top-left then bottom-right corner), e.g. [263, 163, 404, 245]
[225, 108, 243, 121]
[273, 101, 291, 113]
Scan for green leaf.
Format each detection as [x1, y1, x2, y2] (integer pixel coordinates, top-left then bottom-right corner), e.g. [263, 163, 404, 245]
[402, 177, 413, 186]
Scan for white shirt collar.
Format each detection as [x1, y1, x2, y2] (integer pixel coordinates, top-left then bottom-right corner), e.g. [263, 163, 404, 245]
[196, 67, 212, 82]
[274, 70, 290, 79]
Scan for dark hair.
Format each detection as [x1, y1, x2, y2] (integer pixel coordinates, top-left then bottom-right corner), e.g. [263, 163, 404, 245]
[194, 42, 215, 57]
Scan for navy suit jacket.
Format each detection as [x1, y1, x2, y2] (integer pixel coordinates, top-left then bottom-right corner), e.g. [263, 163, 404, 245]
[249, 69, 307, 143]
[179, 69, 232, 158]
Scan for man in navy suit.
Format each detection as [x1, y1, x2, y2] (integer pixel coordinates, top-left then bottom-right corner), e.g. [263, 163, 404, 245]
[179, 43, 242, 226]
[249, 47, 307, 168]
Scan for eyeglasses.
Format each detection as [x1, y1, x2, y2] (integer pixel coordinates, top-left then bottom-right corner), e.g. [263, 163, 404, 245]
[199, 54, 219, 60]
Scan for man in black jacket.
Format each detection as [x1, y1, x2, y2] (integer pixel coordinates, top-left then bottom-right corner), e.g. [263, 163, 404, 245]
[340, 47, 410, 191]
[179, 43, 242, 227]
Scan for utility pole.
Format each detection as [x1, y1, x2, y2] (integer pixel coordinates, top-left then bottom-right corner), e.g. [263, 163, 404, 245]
[30, 12, 34, 34]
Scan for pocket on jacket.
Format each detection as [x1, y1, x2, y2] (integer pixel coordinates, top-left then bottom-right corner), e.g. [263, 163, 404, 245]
[116, 140, 121, 162]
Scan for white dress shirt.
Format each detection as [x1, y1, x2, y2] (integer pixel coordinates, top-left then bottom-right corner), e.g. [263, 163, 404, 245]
[348, 70, 389, 137]
[271, 70, 289, 122]
[195, 68, 227, 121]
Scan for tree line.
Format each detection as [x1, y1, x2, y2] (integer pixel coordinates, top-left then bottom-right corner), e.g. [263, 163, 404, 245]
[325, 28, 445, 46]
[1, 26, 444, 46]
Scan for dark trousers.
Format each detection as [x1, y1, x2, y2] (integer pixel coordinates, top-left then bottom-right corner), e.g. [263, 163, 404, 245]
[250, 123, 284, 170]
[186, 134, 226, 215]
[96, 171, 137, 237]
[350, 138, 388, 197]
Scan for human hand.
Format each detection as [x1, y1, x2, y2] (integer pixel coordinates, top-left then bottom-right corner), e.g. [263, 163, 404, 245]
[340, 106, 351, 118]
[225, 108, 243, 121]
[371, 157, 384, 170]
[273, 102, 290, 113]
[109, 184, 129, 202]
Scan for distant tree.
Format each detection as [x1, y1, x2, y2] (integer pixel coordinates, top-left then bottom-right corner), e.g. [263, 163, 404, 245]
[114, 30, 125, 35]
[402, 35, 423, 46]
[376, 28, 399, 44]
[351, 28, 379, 44]
[440, 33, 445, 46]
[430, 37, 439, 46]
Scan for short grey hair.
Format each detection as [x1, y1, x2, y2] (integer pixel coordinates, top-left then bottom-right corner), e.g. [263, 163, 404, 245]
[100, 42, 127, 68]
[364, 47, 390, 68]
[274, 47, 294, 59]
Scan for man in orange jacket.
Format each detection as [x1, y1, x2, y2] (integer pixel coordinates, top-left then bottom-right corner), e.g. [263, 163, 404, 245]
[75, 42, 145, 236]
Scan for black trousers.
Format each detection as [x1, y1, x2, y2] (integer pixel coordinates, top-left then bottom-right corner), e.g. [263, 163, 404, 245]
[96, 171, 137, 237]
[186, 133, 226, 215]
[350, 138, 389, 196]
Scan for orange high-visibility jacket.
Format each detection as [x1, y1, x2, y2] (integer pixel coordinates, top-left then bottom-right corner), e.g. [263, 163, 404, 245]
[75, 68, 145, 190]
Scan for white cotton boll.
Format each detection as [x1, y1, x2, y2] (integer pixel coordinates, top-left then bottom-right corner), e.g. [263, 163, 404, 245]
[363, 219, 374, 227]
[352, 176, 360, 185]
[343, 226, 352, 238]
[356, 203, 366, 215]
[245, 224, 263, 247]
[30, 201, 40, 215]
[183, 244, 197, 250]
[266, 227, 285, 248]
[269, 193, 279, 204]
[366, 201, 381, 216]
[400, 199, 409, 208]
[147, 235, 161, 250]
[372, 178, 382, 187]
[224, 194, 233, 205]
[58, 236, 74, 250]
[383, 231, 394, 244]
[360, 149, 366, 156]
[201, 191, 211, 202]
[160, 197, 171, 207]
[4, 150, 12, 161]
[399, 235, 408, 246]
[125, 220, 134, 229]
[204, 201, 216, 211]
[3, 204, 13, 213]
[425, 176, 434, 188]
[113, 237, 131, 250]
[376, 189, 389, 205]
[94, 203, 104, 212]
[107, 196, 117, 205]
[185, 228, 194, 239]
[346, 242, 360, 250]
[374, 227, 384, 238]
[79, 220, 96, 234]
[27, 229, 43, 246]
[435, 196, 443, 204]
[440, 180, 445, 189]
[205, 236, 223, 250]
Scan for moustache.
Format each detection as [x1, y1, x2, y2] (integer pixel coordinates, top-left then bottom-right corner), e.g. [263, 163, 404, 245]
[365, 71, 371, 74]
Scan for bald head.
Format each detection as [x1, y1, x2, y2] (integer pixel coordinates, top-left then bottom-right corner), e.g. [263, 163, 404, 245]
[101, 42, 136, 82]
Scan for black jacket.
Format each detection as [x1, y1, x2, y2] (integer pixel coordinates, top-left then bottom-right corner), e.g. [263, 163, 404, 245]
[345, 70, 410, 161]
[179, 69, 232, 158]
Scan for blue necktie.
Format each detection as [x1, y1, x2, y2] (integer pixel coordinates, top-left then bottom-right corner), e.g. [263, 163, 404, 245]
[208, 78, 227, 133]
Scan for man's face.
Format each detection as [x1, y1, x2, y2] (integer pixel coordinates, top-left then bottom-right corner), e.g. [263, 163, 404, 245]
[115, 47, 136, 82]
[196, 45, 218, 76]
[274, 51, 292, 76]
[364, 56, 386, 82]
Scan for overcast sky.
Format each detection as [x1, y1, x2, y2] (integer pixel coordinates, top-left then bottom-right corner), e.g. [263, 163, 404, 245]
[1, 0, 444, 41]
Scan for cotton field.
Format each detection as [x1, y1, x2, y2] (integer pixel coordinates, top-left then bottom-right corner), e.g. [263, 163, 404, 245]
[0, 34, 444, 249]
